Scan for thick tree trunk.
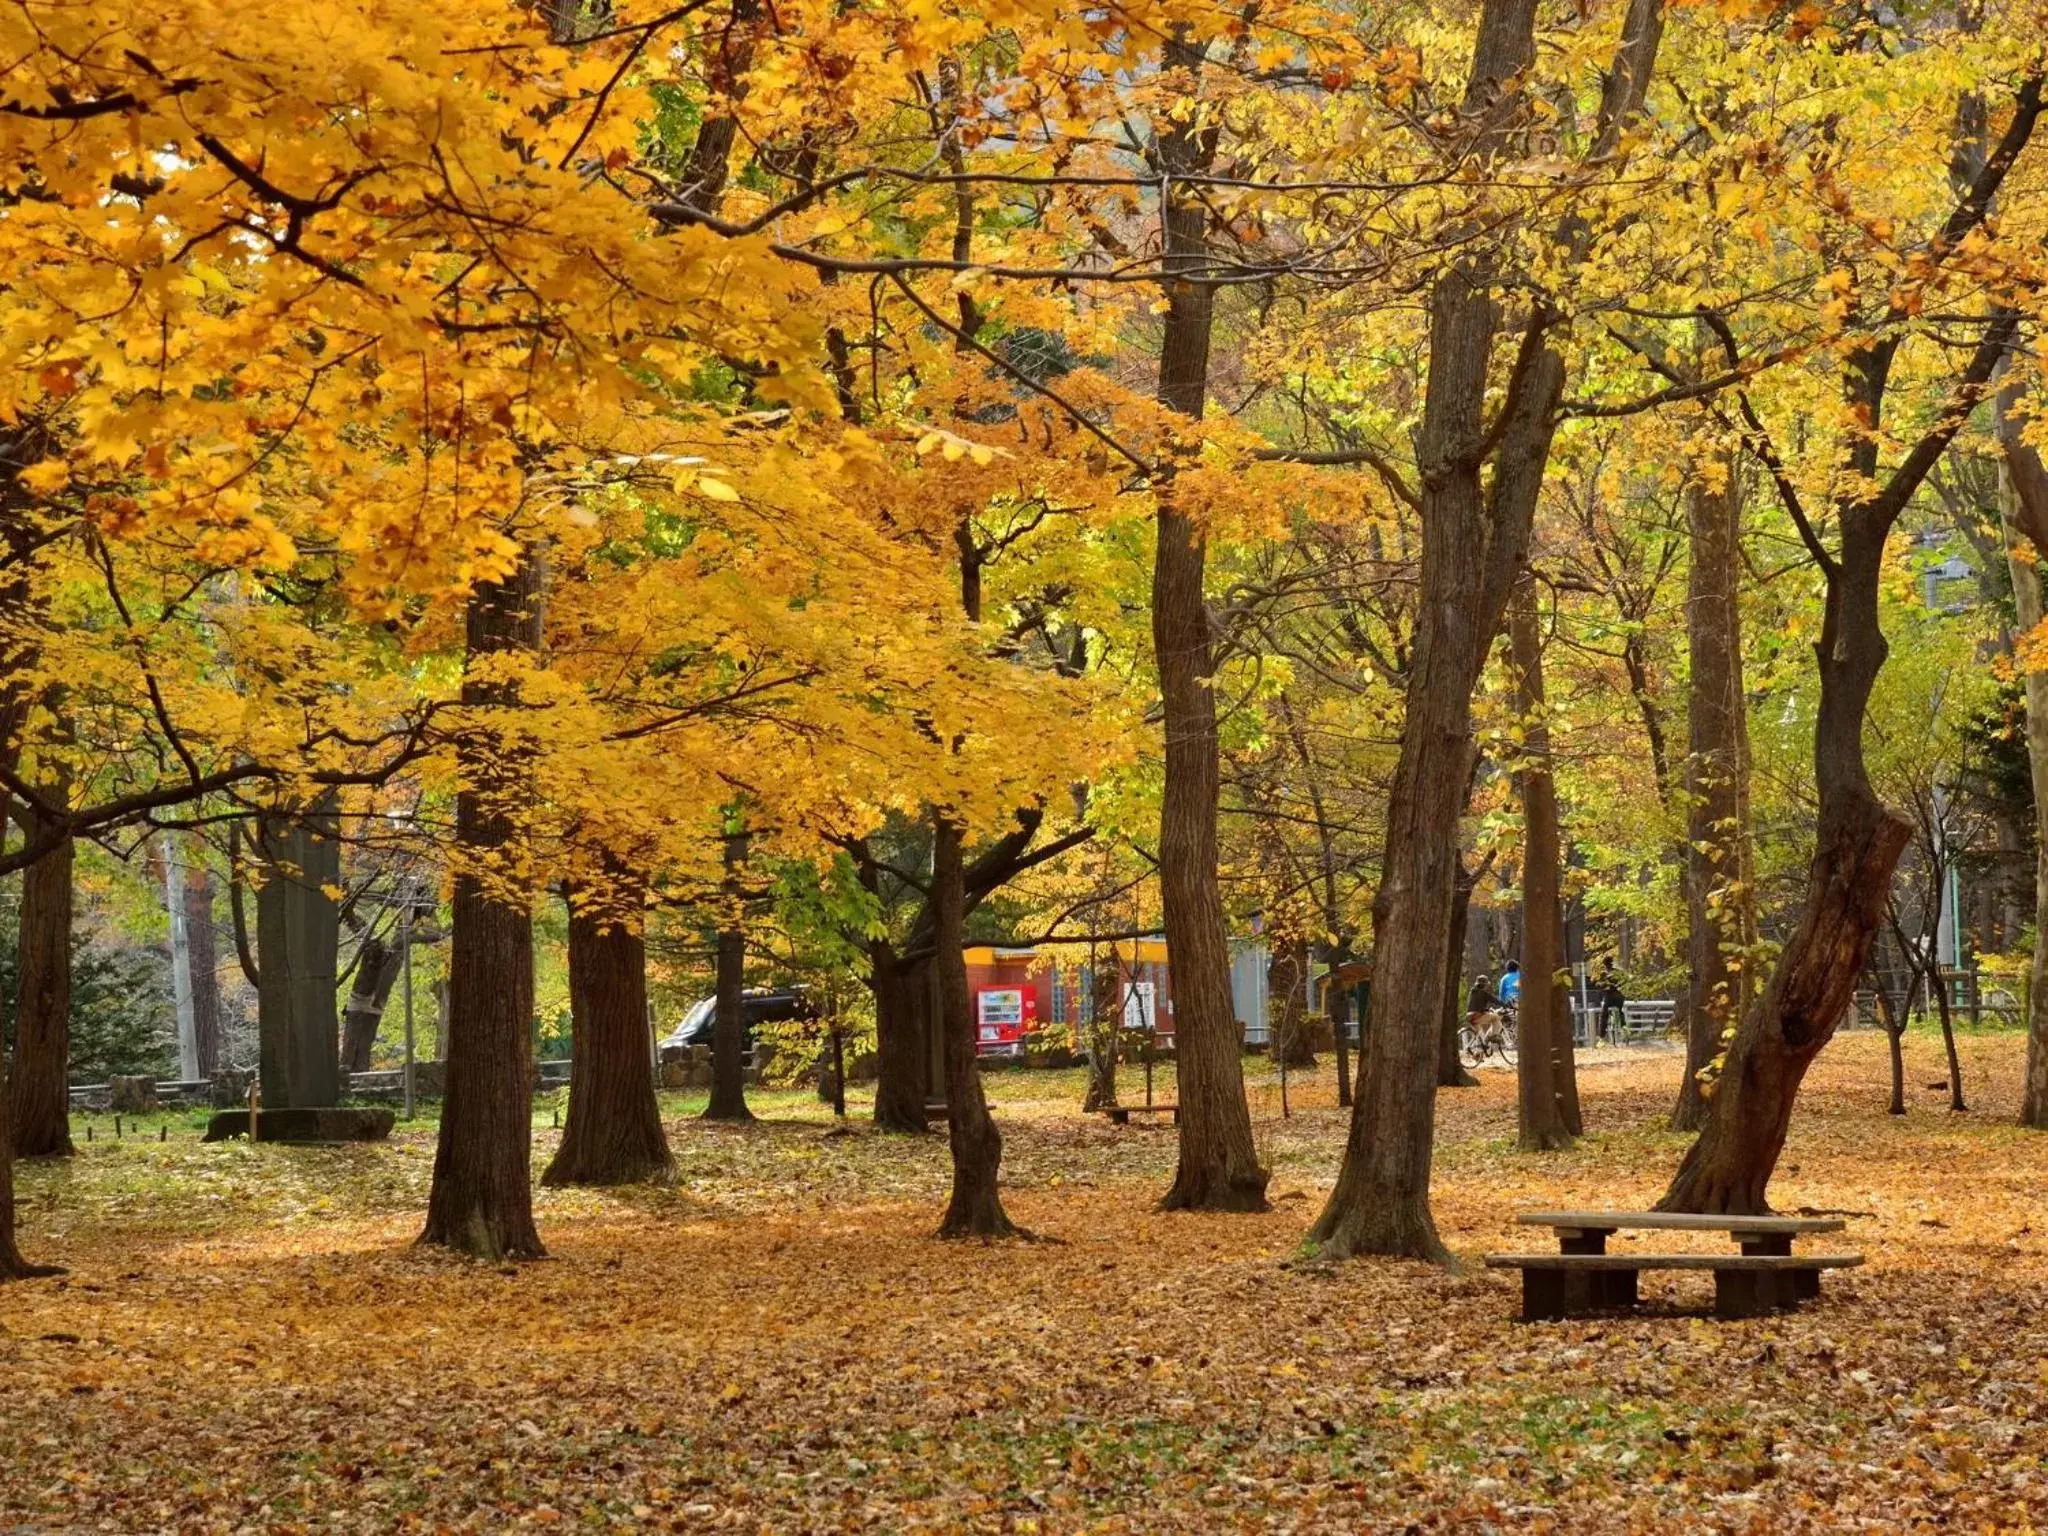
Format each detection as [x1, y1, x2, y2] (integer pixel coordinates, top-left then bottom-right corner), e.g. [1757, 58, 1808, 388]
[871, 944, 930, 1132]
[1151, 30, 1267, 1215]
[1675, 439, 1756, 1131]
[0, 1046, 58, 1280]
[1999, 445, 2048, 1125]
[544, 877, 672, 1186]
[339, 929, 401, 1074]
[934, 820, 1016, 1238]
[1511, 582, 1576, 1150]
[1307, 265, 1564, 1260]
[9, 818, 73, 1159]
[254, 803, 341, 1109]
[1660, 527, 1911, 1214]
[184, 862, 222, 1077]
[422, 556, 546, 1262]
[704, 829, 753, 1122]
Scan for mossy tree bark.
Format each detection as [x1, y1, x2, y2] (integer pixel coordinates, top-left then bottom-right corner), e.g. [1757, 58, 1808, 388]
[1675, 431, 1755, 1131]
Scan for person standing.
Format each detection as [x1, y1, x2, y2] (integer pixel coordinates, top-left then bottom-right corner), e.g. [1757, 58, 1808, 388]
[1597, 965, 1626, 1044]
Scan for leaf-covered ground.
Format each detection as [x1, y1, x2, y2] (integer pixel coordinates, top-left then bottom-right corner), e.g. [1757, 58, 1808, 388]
[5, 1029, 2047, 1532]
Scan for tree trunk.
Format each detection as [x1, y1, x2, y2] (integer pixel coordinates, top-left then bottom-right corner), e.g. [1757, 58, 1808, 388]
[1660, 525, 1911, 1214]
[1082, 949, 1120, 1113]
[544, 876, 672, 1186]
[1869, 959, 1907, 1115]
[254, 803, 342, 1109]
[704, 828, 753, 1122]
[1306, 0, 1658, 1259]
[184, 861, 222, 1077]
[871, 944, 929, 1133]
[1331, 962, 1355, 1106]
[422, 555, 546, 1262]
[339, 929, 401, 1074]
[164, 835, 198, 1079]
[1511, 581, 1575, 1151]
[1308, 278, 1565, 1258]
[934, 820, 1016, 1238]
[9, 817, 73, 1159]
[1271, 942, 1315, 1068]
[1675, 435, 1755, 1131]
[1929, 959, 1967, 1112]
[1999, 446, 2048, 1124]
[1438, 861, 1480, 1088]
[1150, 29, 1267, 1215]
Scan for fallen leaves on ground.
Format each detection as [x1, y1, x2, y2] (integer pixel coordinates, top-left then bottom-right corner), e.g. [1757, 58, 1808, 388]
[5, 1031, 2048, 1532]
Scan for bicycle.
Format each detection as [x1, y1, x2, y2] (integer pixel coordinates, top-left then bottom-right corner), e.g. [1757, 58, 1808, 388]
[1459, 1002, 1516, 1068]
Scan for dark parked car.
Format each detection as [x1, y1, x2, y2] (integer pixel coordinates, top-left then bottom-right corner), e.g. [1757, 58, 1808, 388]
[660, 988, 812, 1051]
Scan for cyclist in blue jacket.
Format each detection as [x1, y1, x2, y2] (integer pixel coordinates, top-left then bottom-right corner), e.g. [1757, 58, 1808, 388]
[1497, 961, 1522, 1007]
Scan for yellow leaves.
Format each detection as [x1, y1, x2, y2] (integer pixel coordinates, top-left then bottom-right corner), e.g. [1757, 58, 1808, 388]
[913, 428, 1004, 467]
[19, 459, 69, 496]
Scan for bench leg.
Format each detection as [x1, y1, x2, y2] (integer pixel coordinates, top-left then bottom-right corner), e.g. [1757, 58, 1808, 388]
[1108, 1108, 1129, 1125]
[1522, 1268, 1570, 1321]
[1793, 1267, 1821, 1302]
[1596, 1267, 1639, 1310]
[1716, 1268, 1801, 1318]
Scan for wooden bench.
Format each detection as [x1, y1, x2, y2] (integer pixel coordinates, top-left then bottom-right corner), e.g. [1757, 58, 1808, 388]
[1099, 1103, 1180, 1125]
[1487, 1211, 1862, 1320]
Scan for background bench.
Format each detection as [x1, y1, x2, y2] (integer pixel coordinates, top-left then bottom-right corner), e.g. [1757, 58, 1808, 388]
[1488, 1211, 1861, 1319]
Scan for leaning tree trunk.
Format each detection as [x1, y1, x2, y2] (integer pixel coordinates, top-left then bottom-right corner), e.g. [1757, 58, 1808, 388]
[934, 819, 1016, 1238]
[1927, 953, 1968, 1113]
[422, 555, 546, 1262]
[704, 828, 753, 1122]
[1511, 582, 1576, 1149]
[1150, 29, 1267, 1215]
[184, 861, 222, 1077]
[1675, 435, 1756, 1130]
[1660, 525, 1911, 1213]
[9, 815, 73, 1159]
[544, 874, 672, 1186]
[1306, 262, 1567, 1260]
[339, 928, 401, 1074]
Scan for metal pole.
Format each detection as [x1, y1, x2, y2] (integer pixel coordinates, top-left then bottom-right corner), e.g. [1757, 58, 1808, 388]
[401, 894, 416, 1122]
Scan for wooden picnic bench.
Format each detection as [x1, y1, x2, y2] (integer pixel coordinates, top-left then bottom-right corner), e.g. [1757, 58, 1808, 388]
[1098, 1102, 1179, 1125]
[1487, 1211, 1863, 1320]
